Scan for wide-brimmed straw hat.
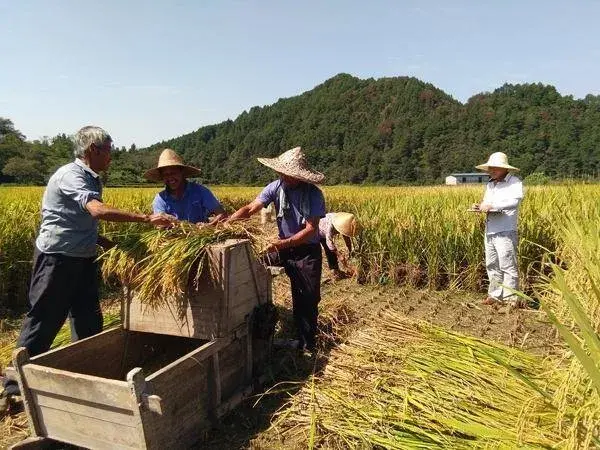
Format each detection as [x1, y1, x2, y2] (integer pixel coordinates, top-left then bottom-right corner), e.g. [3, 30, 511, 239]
[332, 212, 361, 237]
[144, 149, 201, 182]
[475, 152, 519, 172]
[257, 147, 325, 185]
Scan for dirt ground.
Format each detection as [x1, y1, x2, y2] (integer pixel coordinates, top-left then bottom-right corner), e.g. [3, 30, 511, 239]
[0, 273, 557, 450]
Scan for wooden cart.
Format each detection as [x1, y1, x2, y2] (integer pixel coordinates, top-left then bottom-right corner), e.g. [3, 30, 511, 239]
[11, 239, 275, 449]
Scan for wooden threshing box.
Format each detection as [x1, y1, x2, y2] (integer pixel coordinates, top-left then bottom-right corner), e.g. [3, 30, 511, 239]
[11, 239, 274, 449]
[125, 238, 272, 339]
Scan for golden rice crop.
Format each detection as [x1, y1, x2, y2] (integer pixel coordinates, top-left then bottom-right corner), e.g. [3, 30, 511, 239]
[99, 220, 269, 314]
[1, 184, 600, 312]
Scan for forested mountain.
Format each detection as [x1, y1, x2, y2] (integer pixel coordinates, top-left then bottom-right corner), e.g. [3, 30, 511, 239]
[2, 74, 600, 185]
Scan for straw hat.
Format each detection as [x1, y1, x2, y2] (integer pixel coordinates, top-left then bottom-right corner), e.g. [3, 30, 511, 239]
[475, 152, 519, 172]
[144, 149, 201, 182]
[332, 212, 361, 237]
[257, 147, 325, 185]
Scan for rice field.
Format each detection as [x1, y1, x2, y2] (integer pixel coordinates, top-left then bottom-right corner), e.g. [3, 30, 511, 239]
[1, 183, 599, 448]
[1, 183, 598, 313]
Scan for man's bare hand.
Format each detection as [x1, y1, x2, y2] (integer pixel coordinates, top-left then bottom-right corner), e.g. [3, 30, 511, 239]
[479, 203, 492, 212]
[266, 239, 285, 253]
[149, 214, 174, 228]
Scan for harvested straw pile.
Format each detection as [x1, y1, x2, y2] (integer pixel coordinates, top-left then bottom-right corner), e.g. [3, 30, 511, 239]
[99, 221, 268, 311]
[270, 308, 567, 449]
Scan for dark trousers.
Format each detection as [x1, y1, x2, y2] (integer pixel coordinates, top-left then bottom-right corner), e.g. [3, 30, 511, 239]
[267, 243, 322, 351]
[319, 238, 339, 270]
[3, 248, 102, 394]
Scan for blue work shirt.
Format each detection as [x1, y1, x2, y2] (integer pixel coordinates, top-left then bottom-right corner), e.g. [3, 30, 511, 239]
[152, 181, 222, 223]
[36, 159, 103, 258]
[257, 179, 326, 244]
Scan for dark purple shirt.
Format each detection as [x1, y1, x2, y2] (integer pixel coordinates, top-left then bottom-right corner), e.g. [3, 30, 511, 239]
[257, 179, 326, 244]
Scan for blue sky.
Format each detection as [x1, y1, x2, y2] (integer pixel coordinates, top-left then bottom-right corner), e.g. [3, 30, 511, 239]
[1, 0, 599, 148]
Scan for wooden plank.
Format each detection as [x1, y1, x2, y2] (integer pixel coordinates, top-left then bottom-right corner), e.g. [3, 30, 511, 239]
[122, 286, 131, 330]
[32, 391, 136, 426]
[13, 348, 43, 437]
[8, 437, 53, 450]
[216, 384, 254, 418]
[143, 340, 222, 448]
[117, 331, 202, 379]
[127, 294, 223, 339]
[228, 302, 256, 329]
[222, 246, 231, 334]
[230, 265, 252, 278]
[244, 243, 264, 305]
[126, 368, 148, 449]
[22, 364, 131, 409]
[245, 321, 253, 384]
[37, 405, 140, 450]
[146, 337, 230, 383]
[216, 339, 246, 399]
[31, 328, 125, 378]
[208, 352, 221, 423]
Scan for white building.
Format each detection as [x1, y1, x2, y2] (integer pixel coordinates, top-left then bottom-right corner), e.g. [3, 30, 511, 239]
[445, 172, 489, 185]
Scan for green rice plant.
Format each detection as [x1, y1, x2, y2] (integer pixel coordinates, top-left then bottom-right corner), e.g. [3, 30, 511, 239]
[527, 215, 600, 449]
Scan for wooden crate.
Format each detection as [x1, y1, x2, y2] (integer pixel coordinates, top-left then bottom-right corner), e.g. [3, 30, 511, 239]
[12, 320, 268, 450]
[124, 239, 272, 340]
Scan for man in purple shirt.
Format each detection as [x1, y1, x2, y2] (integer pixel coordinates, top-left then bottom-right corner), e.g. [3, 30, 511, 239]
[145, 149, 226, 224]
[229, 147, 325, 353]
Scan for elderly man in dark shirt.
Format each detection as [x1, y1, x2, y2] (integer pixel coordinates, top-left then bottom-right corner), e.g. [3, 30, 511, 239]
[1, 126, 170, 408]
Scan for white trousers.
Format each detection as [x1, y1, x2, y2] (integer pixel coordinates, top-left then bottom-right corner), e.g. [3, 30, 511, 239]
[485, 231, 519, 301]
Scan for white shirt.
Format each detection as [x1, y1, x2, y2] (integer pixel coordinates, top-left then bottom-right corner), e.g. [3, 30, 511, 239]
[318, 213, 338, 251]
[482, 173, 524, 234]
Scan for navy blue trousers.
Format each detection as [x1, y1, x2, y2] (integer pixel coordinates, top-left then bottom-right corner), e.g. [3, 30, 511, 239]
[4, 248, 102, 395]
[267, 243, 322, 351]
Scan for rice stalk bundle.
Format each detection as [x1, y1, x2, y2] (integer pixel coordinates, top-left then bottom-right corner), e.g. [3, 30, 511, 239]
[99, 221, 269, 312]
[270, 309, 567, 449]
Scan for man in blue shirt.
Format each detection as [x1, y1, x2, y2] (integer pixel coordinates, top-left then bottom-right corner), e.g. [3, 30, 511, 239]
[1, 126, 171, 410]
[144, 148, 225, 224]
[229, 147, 326, 353]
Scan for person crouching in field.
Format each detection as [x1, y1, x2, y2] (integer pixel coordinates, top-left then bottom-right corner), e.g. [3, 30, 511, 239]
[228, 147, 326, 354]
[319, 212, 360, 280]
[0, 126, 171, 410]
[471, 152, 524, 307]
[145, 149, 226, 225]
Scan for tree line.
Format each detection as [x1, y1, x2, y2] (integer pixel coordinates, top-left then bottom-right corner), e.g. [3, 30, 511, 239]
[2, 74, 600, 186]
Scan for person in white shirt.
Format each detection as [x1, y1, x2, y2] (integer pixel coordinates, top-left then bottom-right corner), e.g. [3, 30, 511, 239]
[318, 212, 360, 280]
[471, 152, 524, 306]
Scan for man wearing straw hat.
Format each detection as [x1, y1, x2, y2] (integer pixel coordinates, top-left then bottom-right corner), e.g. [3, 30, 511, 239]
[319, 212, 360, 280]
[144, 149, 226, 224]
[1, 126, 172, 412]
[472, 152, 524, 307]
[228, 147, 326, 354]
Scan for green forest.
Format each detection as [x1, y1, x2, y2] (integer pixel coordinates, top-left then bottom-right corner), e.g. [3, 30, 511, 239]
[2, 74, 600, 185]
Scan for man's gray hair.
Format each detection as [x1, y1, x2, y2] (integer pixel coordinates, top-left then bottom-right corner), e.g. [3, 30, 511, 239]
[73, 126, 112, 158]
